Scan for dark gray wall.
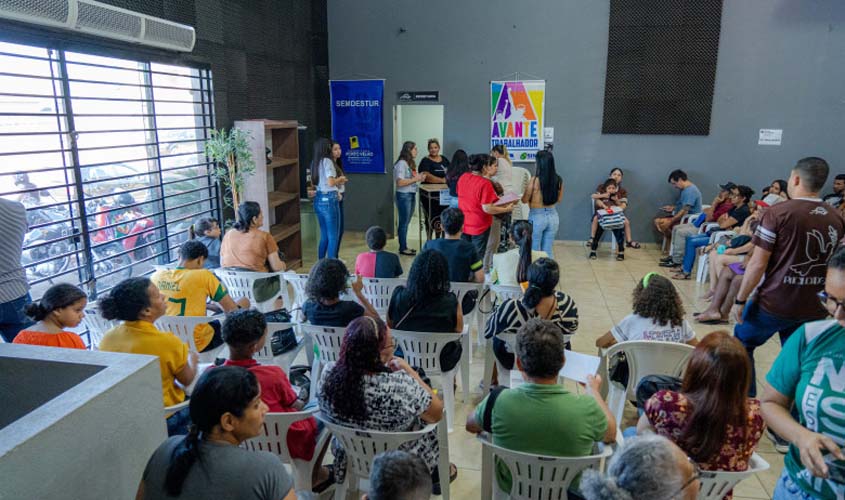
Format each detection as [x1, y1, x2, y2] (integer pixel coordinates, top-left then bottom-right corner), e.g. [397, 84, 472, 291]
[329, 0, 845, 239]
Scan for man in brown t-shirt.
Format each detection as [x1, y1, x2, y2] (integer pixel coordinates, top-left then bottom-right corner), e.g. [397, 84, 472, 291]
[732, 157, 845, 396]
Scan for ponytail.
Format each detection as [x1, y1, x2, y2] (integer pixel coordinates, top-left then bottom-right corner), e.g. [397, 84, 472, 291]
[512, 220, 533, 284]
[164, 425, 202, 496]
[24, 302, 49, 321]
[233, 201, 260, 233]
[521, 258, 559, 309]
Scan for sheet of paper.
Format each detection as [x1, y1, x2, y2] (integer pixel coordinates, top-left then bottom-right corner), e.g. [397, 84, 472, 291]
[494, 192, 520, 206]
[439, 190, 452, 206]
[559, 350, 601, 384]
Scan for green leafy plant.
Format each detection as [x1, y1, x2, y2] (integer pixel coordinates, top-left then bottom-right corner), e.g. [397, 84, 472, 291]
[204, 127, 256, 208]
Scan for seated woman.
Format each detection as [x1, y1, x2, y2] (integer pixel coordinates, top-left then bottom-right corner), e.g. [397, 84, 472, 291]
[486, 258, 578, 371]
[317, 316, 454, 495]
[581, 434, 701, 500]
[769, 178, 789, 201]
[589, 178, 627, 261]
[98, 277, 199, 436]
[491, 220, 547, 286]
[699, 201, 763, 300]
[762, 247, 845, 500]
[696, 249, 754, 325]
[595, 273, 697, 349]
[137, 366, 296, 500]
[302, 258, 378, 327]
[220, 201, 286, 306]
[638, 331, 765, 499]
[588, 167, 640, 249]
[387, 249, 463, 371]
[14, 283, 86, 349]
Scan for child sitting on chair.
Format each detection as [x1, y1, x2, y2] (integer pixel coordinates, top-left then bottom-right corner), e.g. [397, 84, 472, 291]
[218, 309, 333, 493]
[589, 178, 627, 261]
[354, 226, 403, 278]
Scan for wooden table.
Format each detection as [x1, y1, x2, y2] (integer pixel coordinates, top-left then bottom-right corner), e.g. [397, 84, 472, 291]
[418, 183, 450, 245]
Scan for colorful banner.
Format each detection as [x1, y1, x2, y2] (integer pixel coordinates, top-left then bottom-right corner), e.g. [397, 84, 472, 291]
[490, 80, 546, 162]
[330, 80, 385, 174]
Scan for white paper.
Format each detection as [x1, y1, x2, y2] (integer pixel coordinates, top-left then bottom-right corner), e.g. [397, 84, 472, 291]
[559, 350, 601, 384]
[438, 190, 452, 206]
[758, 129, 782, 146]
[543, 127, 554, 142]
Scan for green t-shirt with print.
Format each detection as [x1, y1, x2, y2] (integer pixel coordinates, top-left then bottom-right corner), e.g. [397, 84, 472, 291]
[474, 383, 608, 494]
[767, 319, 845, 500]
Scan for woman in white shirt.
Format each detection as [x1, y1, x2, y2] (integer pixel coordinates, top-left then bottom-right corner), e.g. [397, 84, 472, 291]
[487, 145, 515, 268]
[312, 138, 347, 259]
[331, 140, 347, 254]
[491, 220, 547, 286]
[394, 141, 424, 256]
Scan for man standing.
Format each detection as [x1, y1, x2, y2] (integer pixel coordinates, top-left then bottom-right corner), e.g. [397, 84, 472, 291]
[732, 157, 845, 398]
[0, 198, 33, 342]
[654, 169, 703, 255]
[822, 173, 845, 209]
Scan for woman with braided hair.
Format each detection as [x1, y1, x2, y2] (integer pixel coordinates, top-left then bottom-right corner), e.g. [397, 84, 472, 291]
[136, 366, 296, 499]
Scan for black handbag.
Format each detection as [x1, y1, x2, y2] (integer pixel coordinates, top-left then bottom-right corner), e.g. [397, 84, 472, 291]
[265, 309, 298, 356]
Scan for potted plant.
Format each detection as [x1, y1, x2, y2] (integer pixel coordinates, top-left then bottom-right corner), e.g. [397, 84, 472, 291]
[204, 127, 256, 208]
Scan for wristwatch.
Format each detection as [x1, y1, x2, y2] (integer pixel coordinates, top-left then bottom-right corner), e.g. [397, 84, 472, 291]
[735, 299, 747, 305]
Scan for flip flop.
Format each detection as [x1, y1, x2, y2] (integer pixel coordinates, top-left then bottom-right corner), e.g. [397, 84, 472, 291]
[698, 318, 729, 325]
[626, 241, 641, 249]
[671, 272, 691, 280]
[399, 249, 417, 256]
[312, 465, 335, 493]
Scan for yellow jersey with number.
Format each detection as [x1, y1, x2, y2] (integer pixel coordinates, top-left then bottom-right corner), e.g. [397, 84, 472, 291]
[151, 268, 229, 351]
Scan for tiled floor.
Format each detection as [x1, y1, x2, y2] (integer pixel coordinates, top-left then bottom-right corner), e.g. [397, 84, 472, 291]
[296, 225, 782, 499]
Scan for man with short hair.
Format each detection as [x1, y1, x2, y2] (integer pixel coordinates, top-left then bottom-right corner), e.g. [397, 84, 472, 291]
[423, 208, 484, 283]
[822, 173, 845, 208]
[732, 157, 845, 398]
[654, 169, 703, 254]
[363, 450, 433, 500]
[0, 198, 32, 342]
[661, 180, 732, 268]
[466, 318, 616, 496]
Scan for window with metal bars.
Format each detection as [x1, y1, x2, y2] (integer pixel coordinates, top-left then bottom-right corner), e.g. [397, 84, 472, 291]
[0, 40, 218, 306]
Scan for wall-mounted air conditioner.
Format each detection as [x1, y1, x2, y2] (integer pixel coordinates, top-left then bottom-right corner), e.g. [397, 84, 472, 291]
[0, 0, 196, 52]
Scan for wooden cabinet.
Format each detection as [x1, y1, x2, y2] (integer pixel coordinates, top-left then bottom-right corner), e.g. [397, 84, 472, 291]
[234, 119, 302, 270]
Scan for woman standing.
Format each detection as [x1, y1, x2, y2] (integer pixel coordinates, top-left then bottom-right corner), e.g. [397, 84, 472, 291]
[394, 141, 425, 256]
[457, 154, 515, 268]
[312, 138, 347, 259]
[523, 150, 562, 257]
[331, 140, 347, 254]
[418, 139, 450, 239]
[445, 149, 469, 209]
[490, 145, 514, 194]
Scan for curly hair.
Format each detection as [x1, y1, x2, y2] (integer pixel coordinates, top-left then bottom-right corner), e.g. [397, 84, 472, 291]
[406, 249, 450, 305]
[632, 274, 684, 327]
[320, 316, 390, 421]
[305, 258, 349, 302]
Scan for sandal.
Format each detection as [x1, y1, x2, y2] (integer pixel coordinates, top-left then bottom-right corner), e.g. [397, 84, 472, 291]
[312, 465, 335, 493]
[589, 251, 597, 260]
[671, 272, 691, 280]
[432, 463, 458, 495]
[626, 240, 641, 249]
[616, 253, 625, 261]
[399, 249, 417, 256]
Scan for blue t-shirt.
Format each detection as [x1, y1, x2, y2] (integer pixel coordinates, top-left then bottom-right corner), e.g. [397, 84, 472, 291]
[196, 236, 221, 269]
[767, 319, 845, 500]
[675, 184, 702, 214]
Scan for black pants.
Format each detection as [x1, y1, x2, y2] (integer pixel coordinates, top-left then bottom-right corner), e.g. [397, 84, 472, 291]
[461, 228, 490, 262]
[591, 225, 625, 251]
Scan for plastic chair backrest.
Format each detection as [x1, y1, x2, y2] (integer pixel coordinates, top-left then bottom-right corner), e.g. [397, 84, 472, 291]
[478, 435, 611, 500]
[697, 453, 770, 500]
[391, 329, 463, 376]
[450, 281, 484, 321]
[490, 284, 523, 304]
[216, 269, 287, 312]
[154, 315, 214, 353]
[81, 302, 119, 349]
[359, 277, 406, 316]
[605, 340, 694, 400]
[282, 272, 310, 311]
[242, 409, 319, 463]
[299, 324, 346, 364]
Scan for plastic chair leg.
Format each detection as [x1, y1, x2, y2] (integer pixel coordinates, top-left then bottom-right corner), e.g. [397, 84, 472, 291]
[459, 334, 470, 402]
[482, 341, 496, 395]
[309, 354, 322, 405]
[437, 417, 451, 499]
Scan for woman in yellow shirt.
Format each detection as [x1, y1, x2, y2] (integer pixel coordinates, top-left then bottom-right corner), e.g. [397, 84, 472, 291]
[98, 277, 199, 436]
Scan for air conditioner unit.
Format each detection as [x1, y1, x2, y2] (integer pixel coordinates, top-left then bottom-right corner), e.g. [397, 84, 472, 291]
[0, 0, 196, 52]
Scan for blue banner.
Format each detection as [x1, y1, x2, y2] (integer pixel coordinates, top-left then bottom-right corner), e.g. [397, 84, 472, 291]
[330, 80, 385, 174]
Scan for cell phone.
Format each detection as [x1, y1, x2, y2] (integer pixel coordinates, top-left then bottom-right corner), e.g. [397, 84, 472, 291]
[828, 460, 845, 484]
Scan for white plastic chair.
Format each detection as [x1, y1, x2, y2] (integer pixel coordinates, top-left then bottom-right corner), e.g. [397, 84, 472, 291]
[81, 301, 119, 350]
[696, 453, 770, 500]
[154, 315, 224, 363]
[359, 277, 406, 318]
[449, 281, 485, 361]
[391, 329, 469, 432]
[253, 322, 306, 373]
[665, 212, 701, 255]
[216, 269, 289, 313]
[478, 434, 612, 500]
[299, 324, 346, 403]
[318, 413, 450, 500]
[603, 340, 694, 425]
[242, 408, 333, 497]
[695, 229, 737, 283]
[282, 272, 310, 321]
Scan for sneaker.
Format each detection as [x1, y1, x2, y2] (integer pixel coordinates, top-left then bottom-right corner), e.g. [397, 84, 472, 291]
[766, 428, 789, 454]
[659, 260, 680, 268]
[659, 256, 674, 264]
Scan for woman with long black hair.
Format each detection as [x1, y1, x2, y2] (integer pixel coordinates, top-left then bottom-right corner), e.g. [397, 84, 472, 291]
[330, 140, 348, 254]
[136, 366, 296, 499]
[445, 149, 469, 209]
[491, 220, 547, 286]
[394, 141, 425, 256]
[523, 150, 563, 257]
[311, 138, 347, 259]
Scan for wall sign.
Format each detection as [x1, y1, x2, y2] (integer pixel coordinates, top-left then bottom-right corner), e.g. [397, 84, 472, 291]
[397, 91, 439, 102]
[758, 129, 783, 146]
[490, 80, 546, 162]
[330, 80, 385, 174]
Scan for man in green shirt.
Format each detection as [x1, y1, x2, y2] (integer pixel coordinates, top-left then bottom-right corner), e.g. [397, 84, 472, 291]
[466, 318, 617, 494]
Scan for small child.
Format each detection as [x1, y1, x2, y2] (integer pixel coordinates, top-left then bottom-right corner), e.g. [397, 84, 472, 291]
[191, 217, 221, 269]
[354, 226, 403, 278]
[595, 272, 698, 348]
[14, 283, 87, 349]
[219, 309, 333, 491]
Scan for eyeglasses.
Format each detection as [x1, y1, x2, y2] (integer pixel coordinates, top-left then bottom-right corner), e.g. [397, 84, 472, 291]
[818, 291, 845, 314]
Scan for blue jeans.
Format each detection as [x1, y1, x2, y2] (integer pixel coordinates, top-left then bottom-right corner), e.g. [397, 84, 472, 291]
[529, 207, 559, 256]
[0, 292, 33, 343]
[338, 199, 345, 255]
[734, 299, 807, 396]
[773, 469, 815, 500]
[166, 405, 191, 436]
[396, 192, 416, 252]
[315, 191, 341, 259]
[681, 234, 711, 273]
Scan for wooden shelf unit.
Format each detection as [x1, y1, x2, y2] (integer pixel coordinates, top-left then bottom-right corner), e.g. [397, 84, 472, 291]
[234, 119, 302, 270]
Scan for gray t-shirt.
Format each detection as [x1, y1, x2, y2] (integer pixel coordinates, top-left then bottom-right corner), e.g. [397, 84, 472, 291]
[394, 159, 418, 194]
[141, 436, 293, 500]
[611, 313, 695, 343]
[0, 198, 29, 302]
